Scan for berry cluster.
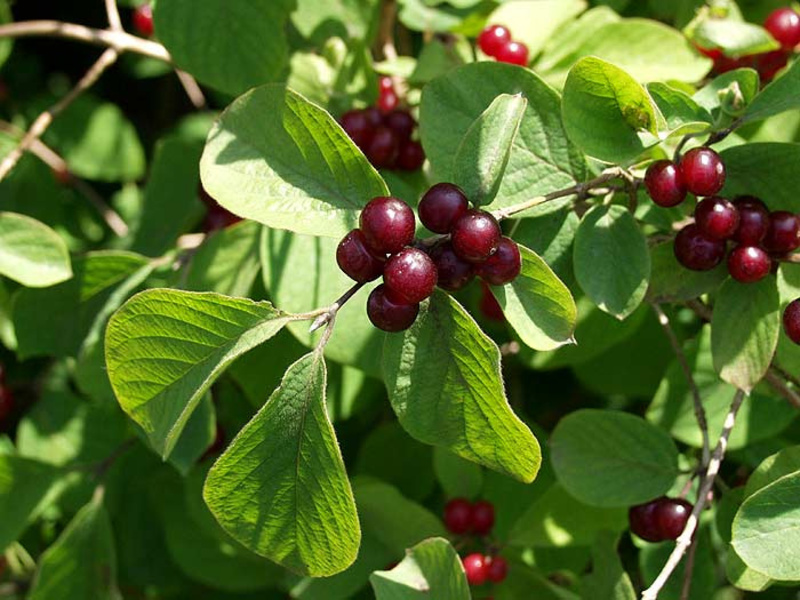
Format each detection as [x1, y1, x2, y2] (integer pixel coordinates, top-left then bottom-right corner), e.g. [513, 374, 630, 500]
[444, 498, 508, 588]
[628, 497, 693, 543]
[336, 185, 521, 332]
[0, 366, 14, 429]
[132, 3, 154, 38]
[477, 25, 529, 66]
[339, 77, 425, 172]
[697, 7, 800, 82]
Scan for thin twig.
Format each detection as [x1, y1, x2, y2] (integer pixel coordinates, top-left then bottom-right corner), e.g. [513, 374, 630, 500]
[679, 536, 699, 600]
[175, 70, 207, 109]
[0, 48, 119, 182]
[0, 20, 170, 61]
[642, 389, 746, 600]
[308, 282, 366, 333]
[104, 0, 123, 32]
[93, 438, 136, 479]
[765, 370, 800, 409]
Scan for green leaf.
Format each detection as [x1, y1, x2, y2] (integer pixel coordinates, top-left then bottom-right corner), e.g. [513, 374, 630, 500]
[743, 60, 800, 124]
[745, 446, 800, 498]
[732, 471, 800, 580]
[166, 394, 216, 477]
[185, 221, 262, 296]
[574, 205, 650, 319]
[370, 538, 470, 600]
[490, 245, 577, 350]
[420, 63, 588, 212]
[0, 212, 71, 287]
[726, 549, 773, 592]
[693, 68, 760, 115]
[0, 455, 60, 551]
[512, 200, 579, 287]
[28, 495, 121, 600]
[582, 532, 636, 600]
[721, 143, 800, 213]
[200, 84, 388, 238]
[711, 276, 781, 392]
[383, 292, 541, 483]
[487, 0, 587, 58]
[292, 0, 379, 45]
[204, 352, 360, 577]
[0, 1, 12, 70]
[647, 82, 713, 136]
[433, 448, 483, 500]
[562, 57, 660, 163]
[687, 18, 779, 57]
[153, 0, 294, 95]
[453, 93, 527, 207]
[647, 241, 727, 303]
[550, 409, 679, 507]
[105, 289, 291, 458]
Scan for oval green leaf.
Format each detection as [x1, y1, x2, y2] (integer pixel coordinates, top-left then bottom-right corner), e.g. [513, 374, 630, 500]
[0, 212, 71, 288]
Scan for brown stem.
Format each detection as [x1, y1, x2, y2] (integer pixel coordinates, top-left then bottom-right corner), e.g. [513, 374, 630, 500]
[307, 281, 366, 333]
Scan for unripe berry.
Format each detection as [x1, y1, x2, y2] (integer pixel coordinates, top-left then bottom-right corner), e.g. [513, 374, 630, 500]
[763, 211, 800, 254]
[462, 553, 488, 586]
[367, 285, 419, 332]
[470, 500, 495, 536]
[360, 196, 416, 254]
[336, 230, 384, 283]
[477, 237, 521, 286]
[430, 243, 474, 292]
[784, 299, 800, 345]
[645, 160, 687, 207]
[680, 148, 726, 196]
[477, 25, 512, 57]
[732, 196, 770, 245]
[674, 224, 726, 271]
[495, 41, 529, 66]
[383, 248, 438, 304]
[764, 7, 800, 50]
[728, 246, 772, 283]
[694, 196, 740, 240]
[419, 183, 469, 234]
[451, 210, 502, 263]
[443, 498, 473, 535]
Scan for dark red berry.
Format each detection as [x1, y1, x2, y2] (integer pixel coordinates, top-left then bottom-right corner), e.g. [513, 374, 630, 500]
[654, 498, 693, 541]
[396, 141, 425, 171]
[364, 107, 383, 128]
[336, 230, 385, 283]
[443, 498, 473, 535]
[451, 210, 502, 263]
[367, 285, 419, 332]
[732, 196, 770, 245]
[477, 237, 521, 286]
[628, 500, 664, 543]
[340, 110, 374, 149]
[470, 500, 495, 536]
[132, 4, 154, 37]
[0, 386, 13, 423]
[674, 224, 726, 271]
[384, 110, 416, 142]
[495, 41, 529, 66]
[644, 160, 687, 207]
[756, 50, 790, 82]
[360, 196, 416, 254]
[365, 126, 400, 169]
[430, 242, 474, 292]
[462, 553, 488, 586]
[784, 299, 800, 344]
[480, 282, 505, 322]
[203, 204, 242, 232]
[764, 7, 800, 50]
[694, 196, 740, 240]
[419, 183, 469, 234]
[728, 246, 772, 283]
[486, 556, 508, 584]
[763, 211, 800, 254]
[680, 148, 726, 196]
[477, 25, 512, 57]
[383, 248, 438, 304]
[378, 77, 398, 113]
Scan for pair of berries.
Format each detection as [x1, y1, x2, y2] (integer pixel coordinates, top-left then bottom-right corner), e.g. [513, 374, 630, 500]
[339, 104, 424, 171]
[461, 553, 508, 586]
[336, 185, 521, 332]
[132, 3, 154, 38]
[198, 184, 241, 232]
[645, 147, 727, 208]
[785, 299, 800, 345]
[477, 25, 529, 66]
[443, 497, 495, 536]
[628, 497, 693, 543]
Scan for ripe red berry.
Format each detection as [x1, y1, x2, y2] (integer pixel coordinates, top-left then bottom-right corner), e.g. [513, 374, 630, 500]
[728, 246, 772, 283]
[336, 230, 385, 283]
[378, 77, 398, 113]
[495, 41, 529, 66]
[674, 224, 726, 271]
[443, 498, 473, 535]
[419, 183, 469, 234]
[477, 237, 521, 286]
[471, 500, 495, 536]
[132, 4, 154, 37]
[654, 498, 693, 541]
[763, 211, 800, 254]
[203, 203, 242, 232]
[340, 109, 374, 149]
[694, 196, 740, 240]
[644, 160, 687, 207]
[462, 553, 488, 586]
[364, 107, 383, 128]
[396, 141, 425, 171]
[479, 282, 505, 322]
[0, 386, 13, 423]
[756, 50, 790, 82]
[784, 299, 800, 344]
[477, 25, 512, 57]
[383, 248, 438, 304]
[430, 242, 474, 291]
[451, 210, 502, 263]
[384, 110, 416, 142]
[367, 284, 420, 332]
[365, 126, 400, 169]
[764, 7, 800, 50]
[628, 500, 664, 543]
[680, 148, 726, 197]
[360, 196, 416, 254]
[732, 196, 770, 245]
[486, 556, 508, 584]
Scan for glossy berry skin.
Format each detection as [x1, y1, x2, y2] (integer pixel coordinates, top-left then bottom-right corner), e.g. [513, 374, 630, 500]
[360, 196, 416, 254]
[728, 246, 772, 283]
[0, 386, 13, 423]
[674, 224, 726, 271]
[396, 141, 425, 171]
[430, 243, 474, 291]
[763, 211, 800, 254]
[462, 553, 488, 586]
[443, 498, 473, 535]
[680, 148, 726, 196]
[694, 196, 740, 240]
[495, 41, 529, 66]
[451, 210, 502, 263]
[336, 230, 384, 283]
[628, 500, 664, 543]
[378, 77, 398, 113]
[419, 183, 469, 234]
[384, 248, 438, 304]
[365, 126, 400, 169]
[655, 498, 693, 541]
[478, 25, 512, 57]
[367, 285, 419, 332]
[764, 7, 800, 50]
[471, 500, 495, 536]
[478, 237, 521, 286]
[644, 160, 687, 208]
[784, 299, 800, 345]
[486, 556, 508, 584]
[340, 110, 373, 149]
[733, 196, 770, 245]
[132, 4, 154, 37]
[385, 110, 416, 142]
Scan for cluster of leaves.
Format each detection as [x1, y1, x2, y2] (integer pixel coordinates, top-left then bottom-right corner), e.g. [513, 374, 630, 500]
[0, 1, 799, 600]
